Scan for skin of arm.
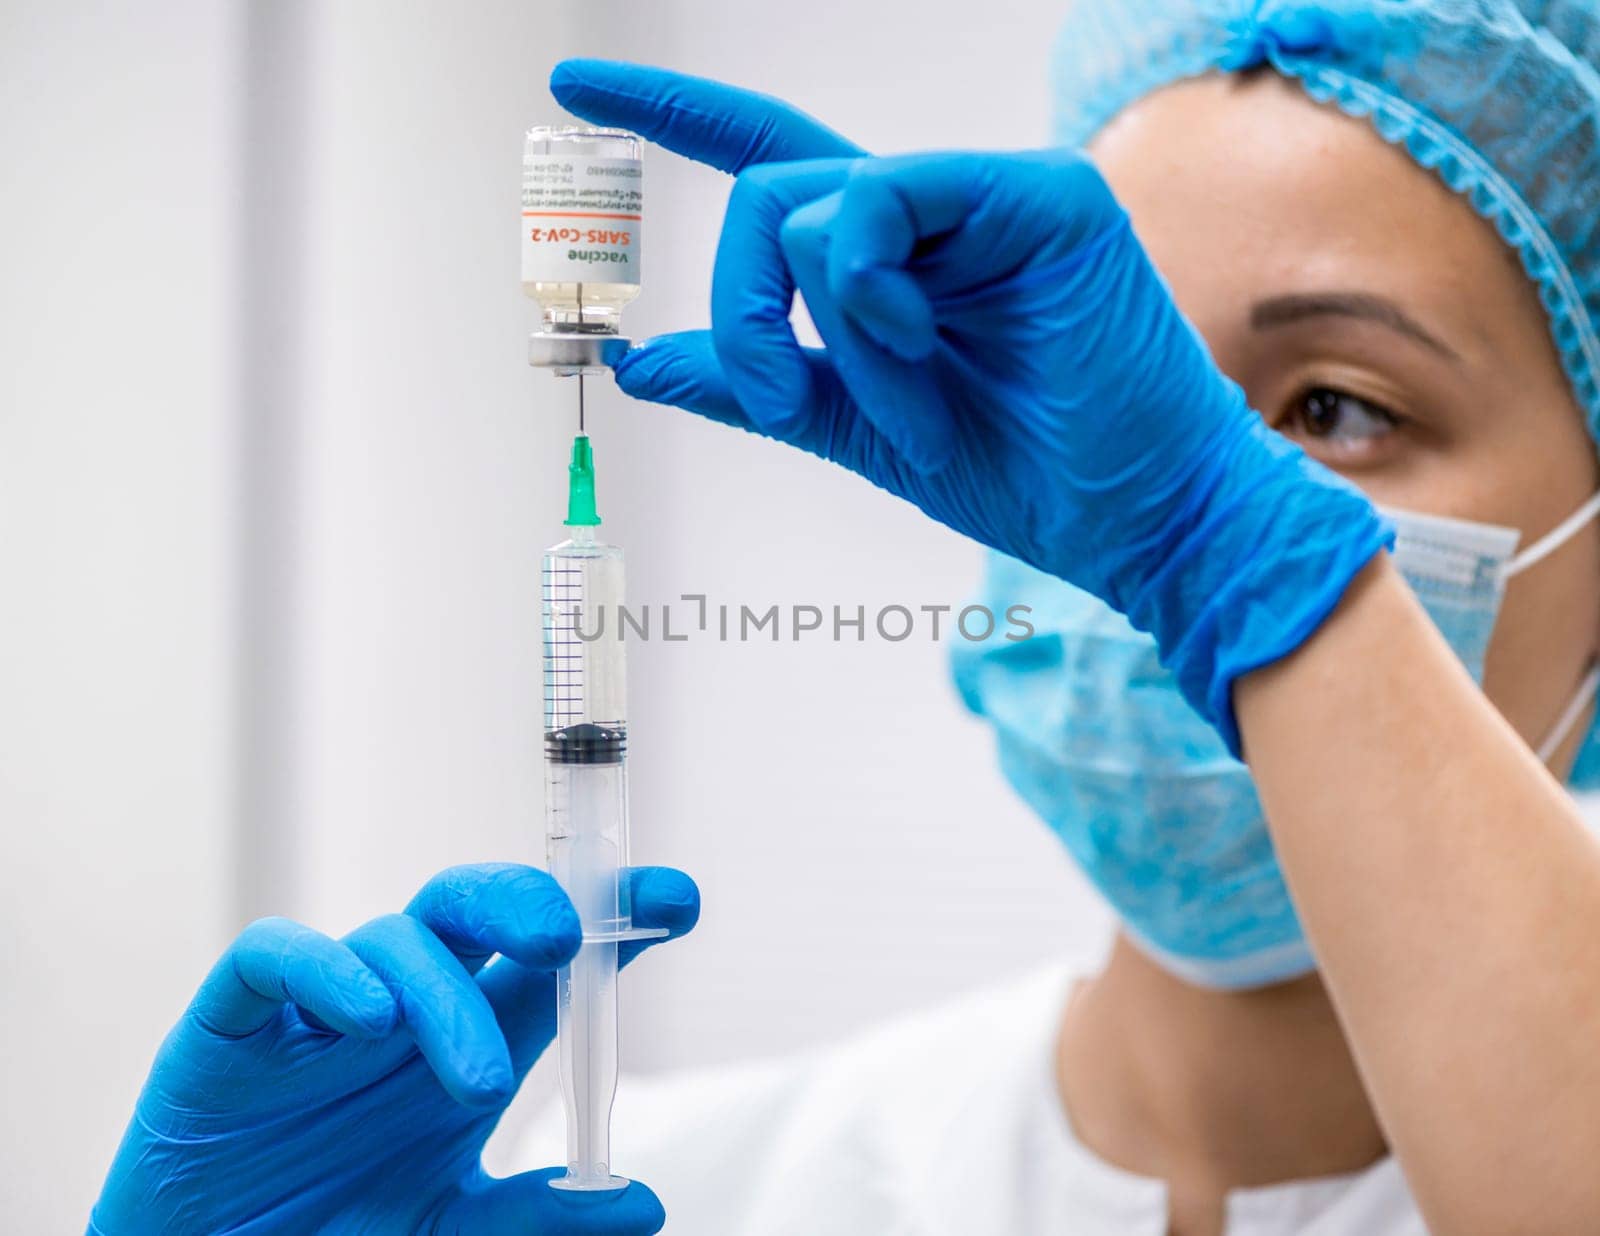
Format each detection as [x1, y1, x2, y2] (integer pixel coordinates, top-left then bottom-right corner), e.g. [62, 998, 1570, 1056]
[1235, 553, 1600, 1232]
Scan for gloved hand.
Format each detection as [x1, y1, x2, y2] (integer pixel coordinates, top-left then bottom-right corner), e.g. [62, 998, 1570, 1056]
[552, 61, 1391, 751]
[89, 863, 699, 1235]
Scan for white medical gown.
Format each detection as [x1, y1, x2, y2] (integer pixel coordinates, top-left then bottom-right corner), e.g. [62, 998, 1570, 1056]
[513, 963, 1426, 1234]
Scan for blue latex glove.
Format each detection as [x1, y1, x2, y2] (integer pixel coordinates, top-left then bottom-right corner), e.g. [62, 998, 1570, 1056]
[90, 863, 699, 1235]
[553, 61, 1391, 751]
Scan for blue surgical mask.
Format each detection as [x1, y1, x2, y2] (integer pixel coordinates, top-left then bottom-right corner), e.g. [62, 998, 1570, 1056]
[951, 495, 1600, 990]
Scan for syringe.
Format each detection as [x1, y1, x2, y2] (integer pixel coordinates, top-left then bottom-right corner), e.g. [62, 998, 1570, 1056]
[524, 120, 657, 1190]
[542, 434, 665, 1192]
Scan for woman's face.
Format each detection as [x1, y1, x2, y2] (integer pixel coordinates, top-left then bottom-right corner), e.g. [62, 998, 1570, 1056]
[1089, 72, 1600, 769]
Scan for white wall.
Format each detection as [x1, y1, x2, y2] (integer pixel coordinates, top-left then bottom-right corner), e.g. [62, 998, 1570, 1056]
[0, 2, 240, 1227]
[2, 2, 1109, 1227]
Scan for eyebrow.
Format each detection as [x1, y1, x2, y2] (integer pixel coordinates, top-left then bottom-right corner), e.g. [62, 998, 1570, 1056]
[1249, 292, 1462, 363]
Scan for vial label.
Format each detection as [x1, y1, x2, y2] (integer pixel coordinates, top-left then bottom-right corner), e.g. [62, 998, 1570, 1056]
[522, 156, 642, 286]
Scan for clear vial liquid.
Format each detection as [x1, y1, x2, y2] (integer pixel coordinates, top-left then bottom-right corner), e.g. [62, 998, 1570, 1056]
[523, 127, 642, 336]
[532, 281, 638, 334]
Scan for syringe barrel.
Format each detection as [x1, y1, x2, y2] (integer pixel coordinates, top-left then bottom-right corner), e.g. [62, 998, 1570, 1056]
[543, 532, 626, 733]
[545, 759, 634, 937]
[543, 530, 634, 934]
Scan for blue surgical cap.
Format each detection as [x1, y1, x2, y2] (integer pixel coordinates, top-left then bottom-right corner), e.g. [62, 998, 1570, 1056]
[1051, 0, 1600, 785]
[1054, 0, 1600, 443]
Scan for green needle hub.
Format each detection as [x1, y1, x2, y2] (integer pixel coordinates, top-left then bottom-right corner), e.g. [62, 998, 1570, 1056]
[564, 434, 601, 527]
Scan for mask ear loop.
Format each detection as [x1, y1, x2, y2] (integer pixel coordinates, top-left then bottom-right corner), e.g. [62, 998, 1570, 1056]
[1497, 491, 1600, 764]
[1503, 491, 1600, 580]
[1386, 494, 1600, 762]
[1537, 664, 1600, 765]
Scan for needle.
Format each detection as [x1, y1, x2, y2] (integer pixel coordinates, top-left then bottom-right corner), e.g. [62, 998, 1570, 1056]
[576, 279, 586, 433]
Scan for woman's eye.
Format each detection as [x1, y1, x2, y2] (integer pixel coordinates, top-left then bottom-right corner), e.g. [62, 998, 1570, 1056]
[1289, 387, 1399, 447]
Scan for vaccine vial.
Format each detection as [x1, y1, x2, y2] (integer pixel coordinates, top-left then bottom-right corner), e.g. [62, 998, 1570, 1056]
[524, 126, 642, 372]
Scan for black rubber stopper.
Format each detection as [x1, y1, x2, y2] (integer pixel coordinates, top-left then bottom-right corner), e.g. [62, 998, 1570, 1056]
[545, 721, 627, 765]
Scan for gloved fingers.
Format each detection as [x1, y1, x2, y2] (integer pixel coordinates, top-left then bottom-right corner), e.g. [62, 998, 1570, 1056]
[549, 58, 866, 173]
[824, 159, 973, 360]
[404, 863, 581, 976]
[782, 191, 958, 474]
[475, 867, 701, 1076]
[616, 866, 701, 969]
[474, 958, 559, 1076]
[712, 158, 856, 434]
[189, 916, 396, 1040]
[614, 331, 756, 429]
[429, 1167, 664, 1235]
[844, 149, 1128, 301]
[614, 331, 867, 469]
[344, 913, 514, 1109]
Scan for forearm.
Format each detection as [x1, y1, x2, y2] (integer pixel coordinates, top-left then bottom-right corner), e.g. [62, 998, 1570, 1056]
[1236, 553, 1600, 1231]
